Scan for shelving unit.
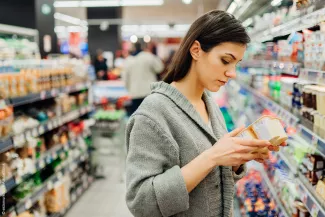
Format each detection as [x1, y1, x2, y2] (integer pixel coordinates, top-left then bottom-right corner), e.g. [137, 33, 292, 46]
[257, 164, 291, 217]
[275, 151, 325, 217]
[251, 7, 325, 42]
[240, 60, 301, 76]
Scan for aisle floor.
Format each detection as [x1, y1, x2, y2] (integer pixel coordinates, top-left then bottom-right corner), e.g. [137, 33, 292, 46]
[65, 156, 133, 217]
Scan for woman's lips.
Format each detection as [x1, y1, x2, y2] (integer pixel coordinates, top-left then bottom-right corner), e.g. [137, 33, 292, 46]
[218, 80, 227, 85]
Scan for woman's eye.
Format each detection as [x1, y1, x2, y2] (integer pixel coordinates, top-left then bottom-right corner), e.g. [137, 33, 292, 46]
[221, 59, 229, 65]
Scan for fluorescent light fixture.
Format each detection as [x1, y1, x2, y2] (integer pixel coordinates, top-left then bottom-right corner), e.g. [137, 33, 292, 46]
[54, 0, 164, 7]
[100, 21, 109, 31]
[54, 12, 88, 26]
[174, 24, 190, 31]
[54, 1, 80, 7]
[227, 2, 237, 14]
[242, 18, 253, 27]
[130, 35, 138, 43]
[54, 26, 66, 33]
[182, 0, 192, 4]
[271, 0, 282, 6]
[143, 35, 151, 43]
[235, 0, 252, 17]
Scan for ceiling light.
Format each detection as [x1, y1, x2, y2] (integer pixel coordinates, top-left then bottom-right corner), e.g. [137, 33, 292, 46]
[242, 18, 253, 27]
[271, 0, 282, 6]
[235, 0, 252, 17]
[54, 0, 164, 7]
[143, 35, 151, 43]
[182, 0, 192, 4]
[130, 35, 138, 43]
[54, 12, 88, 26]
[100, 21, 109, 31]
[227, 2, 237, 14]
[54, 1, 80, 7]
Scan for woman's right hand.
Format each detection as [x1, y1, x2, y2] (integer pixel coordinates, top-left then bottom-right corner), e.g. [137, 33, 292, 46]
[206, 127, 271, 167]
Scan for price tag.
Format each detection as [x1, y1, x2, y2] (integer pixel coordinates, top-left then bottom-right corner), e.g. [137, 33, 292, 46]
[8, 210, 17, 217]
[25, 198, 32, 210]
[71, 193, 76, 202]
[52, 152, 58, 159]
[60, 152, 65, 159]
[301, 191, 308, 204]
[40, 91, 46, 100]
[311, 204, 319, 217]
[46, 155, 52, 164]
[39, 160, 45, 169]
[0, 184, 6, 195]
[77, 187, 82, 196]
[51, 89, 58, 97]
[48, 122, 53, 130]
[32, 128, 38, 137]
[47, 181, 53, 190]
[15, 176, 22, 184]
[38, 125, 45, 135]
[57, 172, 63, 179]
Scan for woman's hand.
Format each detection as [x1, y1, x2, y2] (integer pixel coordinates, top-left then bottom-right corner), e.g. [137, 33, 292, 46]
[206, 127, 271, 167]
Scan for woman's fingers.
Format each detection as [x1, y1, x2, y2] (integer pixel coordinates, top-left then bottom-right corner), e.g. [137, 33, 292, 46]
[268, 146, 280, 152]
[226, 126, 245, 137]
[234, 138, 271, 147]
[280, 142, 287, 146]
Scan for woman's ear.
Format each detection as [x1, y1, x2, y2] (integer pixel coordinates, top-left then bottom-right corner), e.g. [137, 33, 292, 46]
[190, 40, 201, 61]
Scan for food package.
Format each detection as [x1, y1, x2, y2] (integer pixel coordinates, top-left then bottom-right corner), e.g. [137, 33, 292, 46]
[237, 116, 288, 147]
[316, 178, 325, 201]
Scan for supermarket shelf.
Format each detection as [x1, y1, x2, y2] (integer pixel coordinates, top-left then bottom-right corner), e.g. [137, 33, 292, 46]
[299, 68, 325, 86]
[0, 137, 80, 197]
[240, 60, 301, 76]
[297, 173, 325, 217]
[271, 145, 325, 216]
[238, 82, 299, 127]
[277, 151, 299, 174]
[251, 7, 325, 42]
[258, 166, 290, 217]
[237, 81, 325, 157]
[15, 152, 89, 215]
[12, 104, 94, 148]
[297, 125, 325, 159]
[10, 81, 91, 107]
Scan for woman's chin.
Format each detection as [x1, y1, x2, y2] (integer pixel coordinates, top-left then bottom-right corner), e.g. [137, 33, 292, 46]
[207, 85, 220, 92]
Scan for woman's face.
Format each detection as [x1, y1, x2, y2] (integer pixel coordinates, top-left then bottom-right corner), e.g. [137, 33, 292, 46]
[194, 42, 246, 92]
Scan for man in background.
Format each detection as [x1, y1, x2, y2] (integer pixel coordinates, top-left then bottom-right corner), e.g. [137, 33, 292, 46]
[123, 42, 164, 116]
[94, 49, 108, 80]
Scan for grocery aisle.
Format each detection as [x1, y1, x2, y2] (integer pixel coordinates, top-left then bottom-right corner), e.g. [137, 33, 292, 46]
[66, 139, 132, 217]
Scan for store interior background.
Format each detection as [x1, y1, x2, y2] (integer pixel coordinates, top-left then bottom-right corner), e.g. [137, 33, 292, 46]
[1, 0, 325, 217]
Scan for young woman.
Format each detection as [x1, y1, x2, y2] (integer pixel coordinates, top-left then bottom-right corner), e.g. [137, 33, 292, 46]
[125, 10, 281, 217]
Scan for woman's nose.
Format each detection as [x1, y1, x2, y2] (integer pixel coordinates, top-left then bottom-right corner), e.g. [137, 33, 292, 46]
[225, 71, 237, 79]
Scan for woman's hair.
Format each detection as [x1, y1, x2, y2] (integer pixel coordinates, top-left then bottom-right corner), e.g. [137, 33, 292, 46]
[163, 10, 250, 84]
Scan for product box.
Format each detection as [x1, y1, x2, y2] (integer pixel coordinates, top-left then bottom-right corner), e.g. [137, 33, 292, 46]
[237, 116, 288, 146]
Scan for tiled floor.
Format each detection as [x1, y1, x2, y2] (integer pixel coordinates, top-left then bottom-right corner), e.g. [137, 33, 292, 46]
[66, 156, 132, 217]
[66, 128, 133, 217]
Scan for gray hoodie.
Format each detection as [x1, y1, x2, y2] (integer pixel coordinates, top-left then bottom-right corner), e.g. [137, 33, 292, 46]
[126, 81, 246, 217]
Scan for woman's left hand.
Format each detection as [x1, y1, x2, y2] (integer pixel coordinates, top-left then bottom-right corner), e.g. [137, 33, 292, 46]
[255, 141, 287, 163]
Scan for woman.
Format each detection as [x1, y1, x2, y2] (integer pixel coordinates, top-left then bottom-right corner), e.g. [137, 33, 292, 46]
[126, 10, 281, 217]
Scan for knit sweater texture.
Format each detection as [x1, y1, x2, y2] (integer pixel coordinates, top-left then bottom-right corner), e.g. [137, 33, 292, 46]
[125, 81, 246, 217]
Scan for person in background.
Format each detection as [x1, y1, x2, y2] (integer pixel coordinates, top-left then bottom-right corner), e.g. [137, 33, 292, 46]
[114, 50, 125, 69]
[123, 43, 164, 116]
[94, 49, 108, 80]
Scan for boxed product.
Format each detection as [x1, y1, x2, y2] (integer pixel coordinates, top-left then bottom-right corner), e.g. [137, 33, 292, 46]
[237, 115, 288, 147]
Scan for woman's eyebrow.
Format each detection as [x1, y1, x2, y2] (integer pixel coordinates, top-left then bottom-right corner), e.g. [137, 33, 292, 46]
[225, 53, 236, 60]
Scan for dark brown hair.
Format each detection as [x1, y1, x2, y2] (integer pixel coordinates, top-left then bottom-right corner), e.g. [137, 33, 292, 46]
[163, 10, 250, 84]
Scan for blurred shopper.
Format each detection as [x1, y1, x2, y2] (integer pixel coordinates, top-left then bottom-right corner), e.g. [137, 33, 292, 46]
[123, 43, 163, 116]
[94, 49, 108, 80]
[126, 10, 283, 217]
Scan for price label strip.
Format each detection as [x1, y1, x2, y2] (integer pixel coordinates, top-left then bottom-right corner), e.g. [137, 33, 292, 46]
[0, 184, 6, 195]
[25, 198, 32, 210]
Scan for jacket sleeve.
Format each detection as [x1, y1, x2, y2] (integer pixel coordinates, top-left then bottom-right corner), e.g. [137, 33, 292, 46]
[232, 164, 247, 183]
[125, 115, 189, 217]
[152, 56, 164, 74]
